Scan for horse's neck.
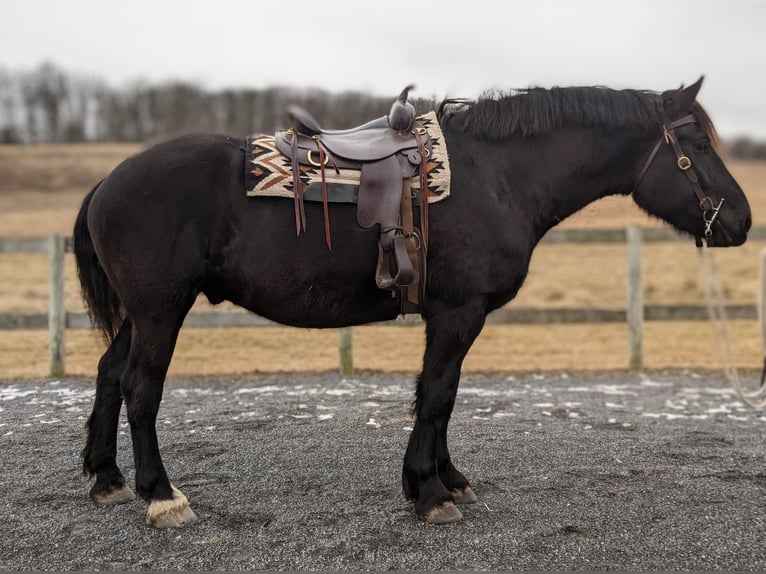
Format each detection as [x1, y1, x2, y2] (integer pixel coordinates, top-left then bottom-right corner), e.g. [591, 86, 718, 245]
[515, 128, 650, 239]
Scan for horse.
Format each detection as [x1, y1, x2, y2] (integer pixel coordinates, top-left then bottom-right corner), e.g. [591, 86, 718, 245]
[73, 76, 751, 527]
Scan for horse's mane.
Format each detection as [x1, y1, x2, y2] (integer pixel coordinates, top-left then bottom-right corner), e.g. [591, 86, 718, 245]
[438, 86, 718, 143]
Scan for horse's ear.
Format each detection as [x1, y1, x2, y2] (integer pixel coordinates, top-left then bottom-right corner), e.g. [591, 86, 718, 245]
[663, 76, 704, 114]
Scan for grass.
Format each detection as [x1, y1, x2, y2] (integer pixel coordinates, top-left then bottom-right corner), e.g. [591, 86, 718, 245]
[1, 144, 765, 379]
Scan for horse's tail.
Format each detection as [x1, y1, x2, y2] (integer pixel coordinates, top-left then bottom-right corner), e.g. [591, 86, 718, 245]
[73, 180, 124, 344]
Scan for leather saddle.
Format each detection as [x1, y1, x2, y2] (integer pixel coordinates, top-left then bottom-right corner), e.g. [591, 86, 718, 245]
[273, 86, 431, 310]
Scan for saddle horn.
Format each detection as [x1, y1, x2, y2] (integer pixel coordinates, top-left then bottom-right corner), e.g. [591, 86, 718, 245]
[388, 84, 416, 132]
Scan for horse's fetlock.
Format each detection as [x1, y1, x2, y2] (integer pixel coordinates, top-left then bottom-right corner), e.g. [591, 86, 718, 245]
[135, 472, 169, 500]
[438, 461, 470, 491]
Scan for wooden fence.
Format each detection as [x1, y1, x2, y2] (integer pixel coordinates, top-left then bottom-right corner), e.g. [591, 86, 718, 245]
[2, 225, 765, 376]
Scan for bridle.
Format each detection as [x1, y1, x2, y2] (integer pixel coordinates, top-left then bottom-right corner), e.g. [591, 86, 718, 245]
[634, 113, 724, 246]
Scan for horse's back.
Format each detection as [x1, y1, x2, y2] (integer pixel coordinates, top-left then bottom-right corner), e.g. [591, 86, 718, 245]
[92, 134, 242, 208]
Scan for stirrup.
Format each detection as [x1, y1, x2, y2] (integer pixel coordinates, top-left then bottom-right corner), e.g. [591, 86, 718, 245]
[375, 236, 418, 290]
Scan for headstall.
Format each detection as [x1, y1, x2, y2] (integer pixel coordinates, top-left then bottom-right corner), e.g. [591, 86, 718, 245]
[635, 113, 723, 245]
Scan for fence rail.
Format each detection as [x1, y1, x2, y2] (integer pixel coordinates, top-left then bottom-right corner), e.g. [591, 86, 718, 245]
[2, 303, 758, 332]
[2, 226, 765, 376]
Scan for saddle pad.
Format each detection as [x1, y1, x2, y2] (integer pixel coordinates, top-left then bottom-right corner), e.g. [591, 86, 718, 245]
[245, 111, 450, 204]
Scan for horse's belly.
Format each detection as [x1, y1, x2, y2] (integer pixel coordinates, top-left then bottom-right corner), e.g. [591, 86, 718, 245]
[222, 279, 401, 329]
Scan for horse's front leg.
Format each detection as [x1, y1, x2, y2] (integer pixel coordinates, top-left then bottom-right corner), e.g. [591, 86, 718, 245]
[436, 425, 478, 505]
[402, 297, 486, 523]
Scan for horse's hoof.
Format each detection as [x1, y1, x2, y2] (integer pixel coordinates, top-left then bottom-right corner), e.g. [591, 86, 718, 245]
[451, 486, 478, 504]
[145, 485, 198, 528]
[91, 484, 136, 506]
[422, 501, 463, 524]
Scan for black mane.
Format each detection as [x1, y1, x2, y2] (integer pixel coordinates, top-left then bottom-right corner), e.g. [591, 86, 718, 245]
[440, 86, 668, 140]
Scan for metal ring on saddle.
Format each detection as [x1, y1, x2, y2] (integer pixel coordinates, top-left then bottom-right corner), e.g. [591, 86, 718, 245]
[307, 149, 329, 167]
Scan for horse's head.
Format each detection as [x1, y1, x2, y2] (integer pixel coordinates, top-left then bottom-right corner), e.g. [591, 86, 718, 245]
[631, 77, 751, 247]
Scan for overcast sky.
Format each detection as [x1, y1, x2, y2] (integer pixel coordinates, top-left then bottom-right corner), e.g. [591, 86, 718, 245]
[2, 0, 765, 138]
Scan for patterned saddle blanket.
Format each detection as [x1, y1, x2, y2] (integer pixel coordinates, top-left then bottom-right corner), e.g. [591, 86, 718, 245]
[245, 112, 450, 205]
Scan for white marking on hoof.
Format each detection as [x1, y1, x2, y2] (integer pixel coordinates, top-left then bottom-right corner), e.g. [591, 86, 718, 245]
[146, 485, 198, 528]
[422, 501, 463, 524]
[92, 484, 136, 506]
[451, 486, 478, 504]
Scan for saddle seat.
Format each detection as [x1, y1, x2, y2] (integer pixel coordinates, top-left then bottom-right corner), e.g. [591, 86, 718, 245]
[282, 110, 423, 164]
[287, 105, 389, 137]
[273, 86, 431, 313]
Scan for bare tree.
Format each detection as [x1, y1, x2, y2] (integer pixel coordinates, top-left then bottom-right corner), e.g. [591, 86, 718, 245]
[0, 67, 23, 143]
[19, 62, 71, 141]
[0, 62, 439, 144]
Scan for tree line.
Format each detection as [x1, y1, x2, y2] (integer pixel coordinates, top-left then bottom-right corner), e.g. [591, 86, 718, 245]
[0, 62, 436, 144]
[2, 62, 765, 159]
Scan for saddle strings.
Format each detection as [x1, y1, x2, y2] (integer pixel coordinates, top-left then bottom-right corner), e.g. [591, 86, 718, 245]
[316, 140, 332, 250]
[290, 131, 307, 235]
[696, 245, 766, 409]
[414, 129, 429, 251]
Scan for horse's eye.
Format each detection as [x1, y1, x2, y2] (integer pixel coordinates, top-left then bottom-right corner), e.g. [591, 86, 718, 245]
[695, 139, 710, 152]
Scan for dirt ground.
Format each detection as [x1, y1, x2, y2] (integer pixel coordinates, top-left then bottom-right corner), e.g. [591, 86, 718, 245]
[1, 371, 765, 570]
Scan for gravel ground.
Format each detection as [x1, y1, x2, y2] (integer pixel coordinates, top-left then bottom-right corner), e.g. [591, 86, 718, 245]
[1, 370, 765, 571]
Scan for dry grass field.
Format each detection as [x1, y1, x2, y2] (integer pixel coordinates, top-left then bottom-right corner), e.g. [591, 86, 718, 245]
[1, 144, 765, 379]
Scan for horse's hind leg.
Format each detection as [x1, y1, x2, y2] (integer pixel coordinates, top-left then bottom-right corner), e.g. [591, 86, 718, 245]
[83, 320, 136, 505]
[402, 297, 486, 524]
[121, 314, 197, 528]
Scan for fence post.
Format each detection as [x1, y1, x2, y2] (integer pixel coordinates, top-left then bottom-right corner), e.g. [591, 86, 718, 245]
[339, 327, 353, 376]
[626, 225, 643, 371]
[49, 234, 67, 377]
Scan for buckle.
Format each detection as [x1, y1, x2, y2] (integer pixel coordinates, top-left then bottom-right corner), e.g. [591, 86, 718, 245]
[677, 156, 692, 170]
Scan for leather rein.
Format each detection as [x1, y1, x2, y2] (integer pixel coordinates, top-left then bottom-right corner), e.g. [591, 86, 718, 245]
[634, 113, 724, 247]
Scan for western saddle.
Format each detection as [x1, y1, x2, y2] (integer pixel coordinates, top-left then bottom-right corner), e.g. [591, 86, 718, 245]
[274, 85, 431, 312]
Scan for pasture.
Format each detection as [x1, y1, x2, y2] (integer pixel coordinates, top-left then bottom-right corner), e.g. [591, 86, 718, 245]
[1, 144, 765, 378]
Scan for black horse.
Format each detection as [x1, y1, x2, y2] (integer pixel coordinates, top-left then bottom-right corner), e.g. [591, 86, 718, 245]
[74, 77, 751, 526]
